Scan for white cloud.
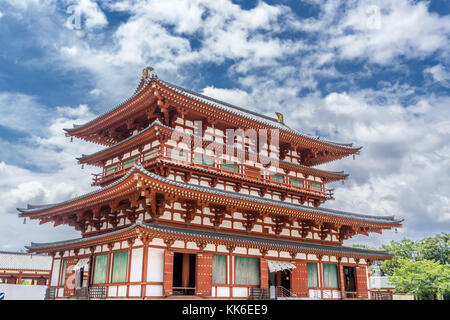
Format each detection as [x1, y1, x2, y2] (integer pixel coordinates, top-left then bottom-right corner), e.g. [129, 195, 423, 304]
[0, 93, 102, 250]
[65, 0, 108, 30]
[424, 64, 450, 88]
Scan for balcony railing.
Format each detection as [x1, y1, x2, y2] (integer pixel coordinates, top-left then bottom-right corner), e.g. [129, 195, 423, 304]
[75, 286, 107, 300]
[371, 291, 393, 300]
[344, 291, 358, 299]
[93, 146, 331, 199]
[249, 288, 269, 300]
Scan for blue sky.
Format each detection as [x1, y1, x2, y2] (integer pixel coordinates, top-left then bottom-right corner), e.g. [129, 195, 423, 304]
[0, 0, 449, 251]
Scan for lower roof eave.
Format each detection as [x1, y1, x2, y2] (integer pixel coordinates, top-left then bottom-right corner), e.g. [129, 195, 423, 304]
[26, 221, 393, 261]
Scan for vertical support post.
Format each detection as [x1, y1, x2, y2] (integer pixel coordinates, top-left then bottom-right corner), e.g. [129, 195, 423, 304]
[338, 257, 346, 299]
[181, 253, 190, 288]
[318, 256, 323, 299]
[260, 258, 268, 289]
[141, 238, 149, 298]
[163, 248, 174, 297]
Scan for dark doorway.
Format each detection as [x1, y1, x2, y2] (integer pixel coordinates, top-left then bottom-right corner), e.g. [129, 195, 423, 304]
[343, 266, 356, 292]
[280, 270, 291, 292]
[173, 252, 196, 295]
[269, 270, 291, 297]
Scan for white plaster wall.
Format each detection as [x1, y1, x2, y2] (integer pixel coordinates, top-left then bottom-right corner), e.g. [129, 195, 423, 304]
[130, 248, 143, 282]
[147, 248, 164, 282]
[146, 285, 163, 296]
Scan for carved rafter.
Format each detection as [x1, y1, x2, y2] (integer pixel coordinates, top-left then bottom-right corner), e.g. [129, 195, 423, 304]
[210, 205, 229, 228]
[143, 190, 173, 219]
[270, 215, 291, 235]
[181, 200, 200, 224]
[279, 143, 291, 161]
[242, 210, 260, 232]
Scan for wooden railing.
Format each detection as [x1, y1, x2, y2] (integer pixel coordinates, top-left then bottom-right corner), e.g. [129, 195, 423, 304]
[345, 291, 358, 299]
[44, 288, 56, 300]
[249, 288, 269, 300]
[371, 291, 393, 300]
[275, 286, 292, 298]
[75, 286, 107, 300]
[172, 286, 196, 296]
[93, 146, 332, 199]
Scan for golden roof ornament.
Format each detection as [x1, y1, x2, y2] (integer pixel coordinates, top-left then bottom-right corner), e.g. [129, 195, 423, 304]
[275, 112, 284, 124]
[142, 66, 154, 79]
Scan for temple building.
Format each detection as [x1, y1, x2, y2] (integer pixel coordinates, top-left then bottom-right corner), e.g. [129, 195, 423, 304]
[0, 251, 51, 285]
[18, 68, 402, 300]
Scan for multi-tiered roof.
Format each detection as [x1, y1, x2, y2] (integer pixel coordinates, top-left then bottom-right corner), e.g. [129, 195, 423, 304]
[18, 69, 402, 258]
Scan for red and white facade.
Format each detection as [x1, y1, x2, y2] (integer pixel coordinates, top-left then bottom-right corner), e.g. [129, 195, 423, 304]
[18, 69, 402, 299]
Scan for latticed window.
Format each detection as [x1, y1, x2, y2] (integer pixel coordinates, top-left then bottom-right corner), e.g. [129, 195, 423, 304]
[222, 161, 239, 172]
[93, 254, 108, 284]
[167, 147, 187, 160]
[122, 156, 139, 169]
[105, 164, 118, 175]
[323, 264, 338, 288]
[111, 251, 128, 283]
[194, 154, 214, 167]
[143, 148, 158, 162]
[270, 174, 284, 183]
[308, 181, 322, 192]
[289, 177, 304, 187]
[307, 262, 318, 287]
[235, 257, 260, 285]
[60, 260, 67, 286]
[212, 255, 227, 284]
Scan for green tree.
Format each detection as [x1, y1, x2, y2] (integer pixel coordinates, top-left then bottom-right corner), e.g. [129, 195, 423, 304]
[380, 233, 449, 276]
[416, 233, 449, 265]
[389, 258, 450, 300]
[381, 238, 417, 276]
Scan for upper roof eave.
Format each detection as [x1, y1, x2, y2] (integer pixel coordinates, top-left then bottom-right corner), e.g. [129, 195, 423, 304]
[64, 75, 361, 152]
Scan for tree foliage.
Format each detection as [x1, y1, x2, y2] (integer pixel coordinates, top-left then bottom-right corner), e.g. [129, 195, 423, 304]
[376, 233, 450, 299]
[388, 258, 450, 300]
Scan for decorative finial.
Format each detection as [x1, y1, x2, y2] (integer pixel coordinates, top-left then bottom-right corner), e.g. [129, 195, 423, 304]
[275, 112, 284, 124]
[142, 67, 154, 79]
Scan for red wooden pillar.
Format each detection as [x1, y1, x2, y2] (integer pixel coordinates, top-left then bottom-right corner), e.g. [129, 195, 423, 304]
[290, 261, 308, 297]
[17, 271, 23, 284]
[260, 258, 268, 289]
[163, 249, 174, 297]
[356, 264, 369, 300]
[141, 239, 149, 298]
[338, 259, 346, 299]
[196, 252, 212, 297]
[181, 253, 190, 288]
[318, 256, 324, 299]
